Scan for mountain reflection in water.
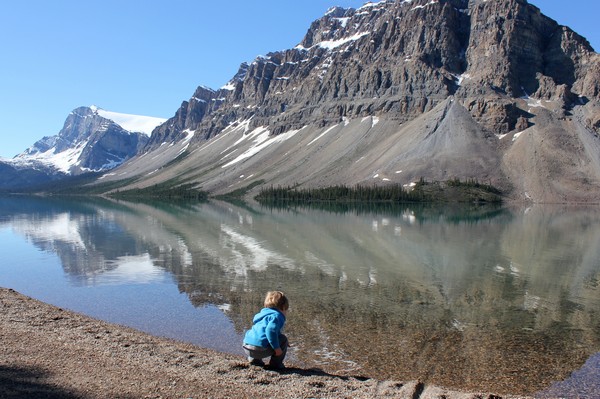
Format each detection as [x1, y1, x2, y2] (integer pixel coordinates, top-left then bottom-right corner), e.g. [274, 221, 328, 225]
[1, 196, 599, 397]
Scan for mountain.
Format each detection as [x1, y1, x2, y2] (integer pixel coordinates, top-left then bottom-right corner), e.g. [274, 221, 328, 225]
[87, 0, 600, 202]
[1, 106, 166, 190]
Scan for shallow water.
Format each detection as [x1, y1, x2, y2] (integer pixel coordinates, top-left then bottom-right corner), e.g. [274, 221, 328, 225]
[1, 196, 599, 396]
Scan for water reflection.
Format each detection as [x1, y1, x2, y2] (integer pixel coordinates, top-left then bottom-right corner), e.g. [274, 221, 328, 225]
[0, 196, 599, 396]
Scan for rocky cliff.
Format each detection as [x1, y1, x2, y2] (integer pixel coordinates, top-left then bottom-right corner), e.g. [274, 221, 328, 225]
[100, 0, 600, 202]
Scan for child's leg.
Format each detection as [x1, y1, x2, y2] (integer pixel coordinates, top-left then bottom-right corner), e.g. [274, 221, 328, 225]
[243, 344, 270, 366]
[267, 334, 288, 369]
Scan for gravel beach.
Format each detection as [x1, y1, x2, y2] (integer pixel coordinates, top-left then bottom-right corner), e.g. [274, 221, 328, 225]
[1, 287, 531, 398]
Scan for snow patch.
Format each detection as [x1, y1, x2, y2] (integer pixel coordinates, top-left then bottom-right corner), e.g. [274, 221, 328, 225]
[96, 159, 123, 171]
[319, 31, 370, 50]
[98, 172, 116, 180]
[296, 32, 370, 51]
[453, 73, 471, 86]
[12, 141, 88, 174]
[308, 124, 338, 146]
[512, 132, 524, 142]
[182, 129, 195, 142]
[222, 127, 302, 168]
[324, 7, 339, 16]
[411, 0, 438, 10]
[333, 17, 350, 28]
[403, 182, 417, 191]
[520, 89, 549, 109]
[221, 82, 236, 91]
[93, 107, 166, 135]
[358, 1, 389, 11]
[372, 116, 380, 127]
[525, 97, 546, 108]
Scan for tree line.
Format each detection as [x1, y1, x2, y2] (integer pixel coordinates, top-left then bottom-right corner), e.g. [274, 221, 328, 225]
[255, 181, 429, 204]
[255, 178, 503, 205]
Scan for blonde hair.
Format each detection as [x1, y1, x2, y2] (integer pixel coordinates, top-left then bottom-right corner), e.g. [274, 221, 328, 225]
[264, 291, 289, 311]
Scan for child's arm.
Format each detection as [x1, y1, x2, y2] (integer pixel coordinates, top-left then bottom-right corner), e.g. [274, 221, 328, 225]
[264, 317, 282, 352]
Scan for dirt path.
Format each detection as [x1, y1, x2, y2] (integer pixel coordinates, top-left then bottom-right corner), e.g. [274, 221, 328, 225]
[0, 288, 526, 398]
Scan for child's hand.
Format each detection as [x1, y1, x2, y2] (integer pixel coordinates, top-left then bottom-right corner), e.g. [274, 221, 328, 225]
[274, 348, 283, 357]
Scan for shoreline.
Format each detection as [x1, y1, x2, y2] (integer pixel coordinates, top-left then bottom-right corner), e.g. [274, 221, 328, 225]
[1, 287, 530, 398]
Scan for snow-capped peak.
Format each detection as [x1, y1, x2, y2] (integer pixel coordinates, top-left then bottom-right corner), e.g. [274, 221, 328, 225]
[90, 106, 166, 136]
[358, 0, 390, 10]
[325, 6, 348, 17]
[6, 105, 160, 176]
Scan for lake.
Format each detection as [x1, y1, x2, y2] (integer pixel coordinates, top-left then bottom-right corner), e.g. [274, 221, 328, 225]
[1, 196, 599, 397]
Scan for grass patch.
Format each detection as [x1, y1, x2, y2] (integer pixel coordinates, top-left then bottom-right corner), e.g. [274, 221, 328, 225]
[110, 182, 208, 201]
[17, 173, 139, 196]
[214, 180, 266, 201]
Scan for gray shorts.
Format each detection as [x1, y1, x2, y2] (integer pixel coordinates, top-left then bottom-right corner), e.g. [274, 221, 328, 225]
[242, 334, 288, 368]
[242, 344, 274, 360]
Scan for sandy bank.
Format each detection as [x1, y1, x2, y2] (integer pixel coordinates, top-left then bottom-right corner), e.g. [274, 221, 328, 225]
[0, 288, 529, 398]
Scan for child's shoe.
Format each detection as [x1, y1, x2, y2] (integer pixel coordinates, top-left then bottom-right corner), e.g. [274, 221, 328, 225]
[248, 357, 265, 367]
[265, 362, 285, 371]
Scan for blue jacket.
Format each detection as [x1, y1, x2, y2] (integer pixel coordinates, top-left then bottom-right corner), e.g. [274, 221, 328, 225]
[243, 307, 286, 350]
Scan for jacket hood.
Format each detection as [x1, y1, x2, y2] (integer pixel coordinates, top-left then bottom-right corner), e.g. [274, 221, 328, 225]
[253, 307, 285, 324]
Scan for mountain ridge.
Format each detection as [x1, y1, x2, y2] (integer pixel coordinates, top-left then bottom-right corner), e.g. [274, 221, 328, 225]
[95, 0, 600, 203]
[12, 0, 600, 202]
[0, 106, 165, 190]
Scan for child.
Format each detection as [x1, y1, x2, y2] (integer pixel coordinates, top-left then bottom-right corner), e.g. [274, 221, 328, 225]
[242, 291, 289, 369]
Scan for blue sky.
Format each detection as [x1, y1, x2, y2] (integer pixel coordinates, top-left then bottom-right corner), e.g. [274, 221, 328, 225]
[1, 0, 598, 159]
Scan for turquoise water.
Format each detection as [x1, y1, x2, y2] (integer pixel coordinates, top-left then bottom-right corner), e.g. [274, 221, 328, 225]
[1, 196, 599, 396]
